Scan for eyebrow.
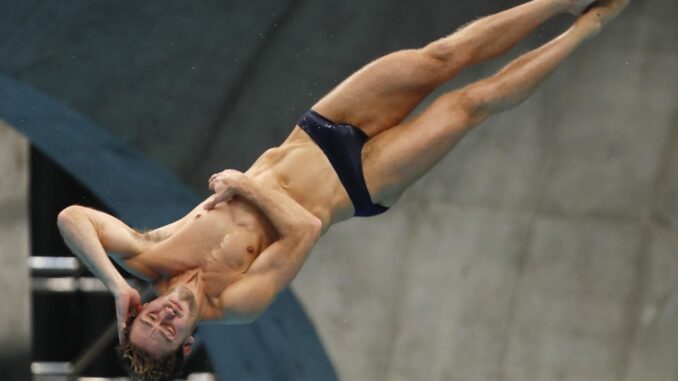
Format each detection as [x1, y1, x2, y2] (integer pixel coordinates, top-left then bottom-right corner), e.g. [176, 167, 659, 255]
[139, 317, 172, 344]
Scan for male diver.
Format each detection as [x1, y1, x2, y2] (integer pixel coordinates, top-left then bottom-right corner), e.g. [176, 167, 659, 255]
[58, 0, 629, 379]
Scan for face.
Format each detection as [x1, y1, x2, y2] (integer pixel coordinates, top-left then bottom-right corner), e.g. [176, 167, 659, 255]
[129, 286, 198, 358]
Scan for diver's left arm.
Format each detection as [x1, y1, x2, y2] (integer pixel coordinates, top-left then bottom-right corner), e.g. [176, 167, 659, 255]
[217, 231, 320, 323]
[205, 170, 322, 321]
[204, 169, 321, 239]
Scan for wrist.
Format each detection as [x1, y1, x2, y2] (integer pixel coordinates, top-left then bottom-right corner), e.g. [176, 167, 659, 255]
[109, 276, 130, 296]
[232, 174, 254, 197]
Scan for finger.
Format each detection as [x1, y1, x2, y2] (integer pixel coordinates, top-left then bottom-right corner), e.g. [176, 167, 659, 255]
[131, 295, 142, 311]
[117, 300, 129, 321]
[210, 179, 224, 194]
[116, 303, 125, 321]
[116, 316, 124, 341]
[132, 292, 142, 306]
[203, 196, 219, 210]
[118, 318, 127, 342]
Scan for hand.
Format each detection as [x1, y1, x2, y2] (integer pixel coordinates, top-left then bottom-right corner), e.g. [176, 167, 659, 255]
[204, 169, 248, 210]
[113, 285, 142, 342]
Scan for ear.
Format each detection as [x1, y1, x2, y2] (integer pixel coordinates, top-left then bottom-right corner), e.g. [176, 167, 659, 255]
[182, 336, 195, 356]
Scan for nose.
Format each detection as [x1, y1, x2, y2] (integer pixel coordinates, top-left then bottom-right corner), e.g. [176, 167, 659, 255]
[159, 306, 176, 321]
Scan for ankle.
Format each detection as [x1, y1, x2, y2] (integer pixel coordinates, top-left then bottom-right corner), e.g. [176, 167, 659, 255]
[542, 0, 571, 13]
[574, 11, 603, 38]
[564, 0, 596, 16]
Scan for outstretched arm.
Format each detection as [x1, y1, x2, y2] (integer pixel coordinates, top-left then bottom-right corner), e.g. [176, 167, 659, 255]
[205, 170, 322, 321]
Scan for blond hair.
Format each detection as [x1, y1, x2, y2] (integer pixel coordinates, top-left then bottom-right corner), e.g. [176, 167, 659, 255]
[116, 314, 185, 381]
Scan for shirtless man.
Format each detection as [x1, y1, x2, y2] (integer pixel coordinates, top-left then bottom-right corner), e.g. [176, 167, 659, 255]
[57, 0, 628, 379]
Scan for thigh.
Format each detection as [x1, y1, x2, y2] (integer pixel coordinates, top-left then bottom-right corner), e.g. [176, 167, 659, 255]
[361, 91, 479, 205]
[312, 49, 453, 137]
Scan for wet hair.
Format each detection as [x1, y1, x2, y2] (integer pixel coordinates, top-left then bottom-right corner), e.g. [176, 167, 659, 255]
[116, 313, 185, 381]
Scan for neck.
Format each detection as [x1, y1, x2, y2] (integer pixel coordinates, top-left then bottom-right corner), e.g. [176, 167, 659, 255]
[166, 269, 206, 319]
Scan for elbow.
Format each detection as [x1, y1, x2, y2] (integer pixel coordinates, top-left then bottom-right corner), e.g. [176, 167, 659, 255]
[302, 214, 322, 241]
[280, 213, 322, 245]
[57, 205, 85, 229]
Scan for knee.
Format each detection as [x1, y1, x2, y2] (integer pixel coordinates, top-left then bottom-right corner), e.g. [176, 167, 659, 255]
[420, 37, 470, 72]
[430, 91, 479, 129]
[437, 86, 493, 125]
[395, 48, 444, 70]
[386, 48, 454, 83]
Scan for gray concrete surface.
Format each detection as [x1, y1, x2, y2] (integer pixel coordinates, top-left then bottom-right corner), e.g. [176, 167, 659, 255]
[292, 2, 678, 381]
[0, 121, 31, 380]
[1, 0, 677, 380]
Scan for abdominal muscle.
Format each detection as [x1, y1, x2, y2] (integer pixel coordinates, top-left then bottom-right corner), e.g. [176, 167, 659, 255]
[138, 197, 274, 312]
[246, 127, 355, 229]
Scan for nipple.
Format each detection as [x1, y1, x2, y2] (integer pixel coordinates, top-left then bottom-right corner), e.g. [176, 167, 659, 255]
[246, 246, 255, 254]
[196, 213, 202, 219]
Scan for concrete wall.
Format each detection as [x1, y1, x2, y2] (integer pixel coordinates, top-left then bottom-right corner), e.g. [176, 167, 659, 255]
[1, 1, 677, 380]
[0, 121, 31, 380]
[292, 2, 678, 380]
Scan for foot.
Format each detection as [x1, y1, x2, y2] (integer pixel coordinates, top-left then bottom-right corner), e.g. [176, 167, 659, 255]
[586, 0, 630, 27]
[572, 0, 629, 38]
[566, 0, 597, 15]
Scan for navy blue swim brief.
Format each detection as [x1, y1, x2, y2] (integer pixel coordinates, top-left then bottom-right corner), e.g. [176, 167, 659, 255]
[297, 110, 389, 217]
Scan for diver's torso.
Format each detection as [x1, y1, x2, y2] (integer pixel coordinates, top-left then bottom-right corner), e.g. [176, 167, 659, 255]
[134, 126, 355, 319]
[138, 197, 276, 318]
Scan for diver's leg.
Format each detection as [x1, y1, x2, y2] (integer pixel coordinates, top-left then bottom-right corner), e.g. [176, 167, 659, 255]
[311, 0, 595, 137]
[361, 3, 626, 205]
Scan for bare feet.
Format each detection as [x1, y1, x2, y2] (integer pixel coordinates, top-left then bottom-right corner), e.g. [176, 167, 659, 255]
[566, 0, 597, 15]
[586, 0, 630, 26]
[573, 0, 629, 37]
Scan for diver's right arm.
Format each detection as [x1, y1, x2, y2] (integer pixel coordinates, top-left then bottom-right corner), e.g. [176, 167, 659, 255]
[57, 205, 148, 339]
[57, 205, 143, 294]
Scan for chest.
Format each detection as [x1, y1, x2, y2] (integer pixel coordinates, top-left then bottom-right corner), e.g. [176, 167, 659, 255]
[204, 229, 261, 274]
[194, 218, 267, 298]
[144, 204, 266, 280]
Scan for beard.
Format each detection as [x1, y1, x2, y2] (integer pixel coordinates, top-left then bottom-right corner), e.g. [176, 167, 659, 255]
[165, 285, 198, 316]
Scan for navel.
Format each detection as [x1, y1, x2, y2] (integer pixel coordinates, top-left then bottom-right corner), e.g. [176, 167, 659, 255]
[279, 176, 290, 190]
